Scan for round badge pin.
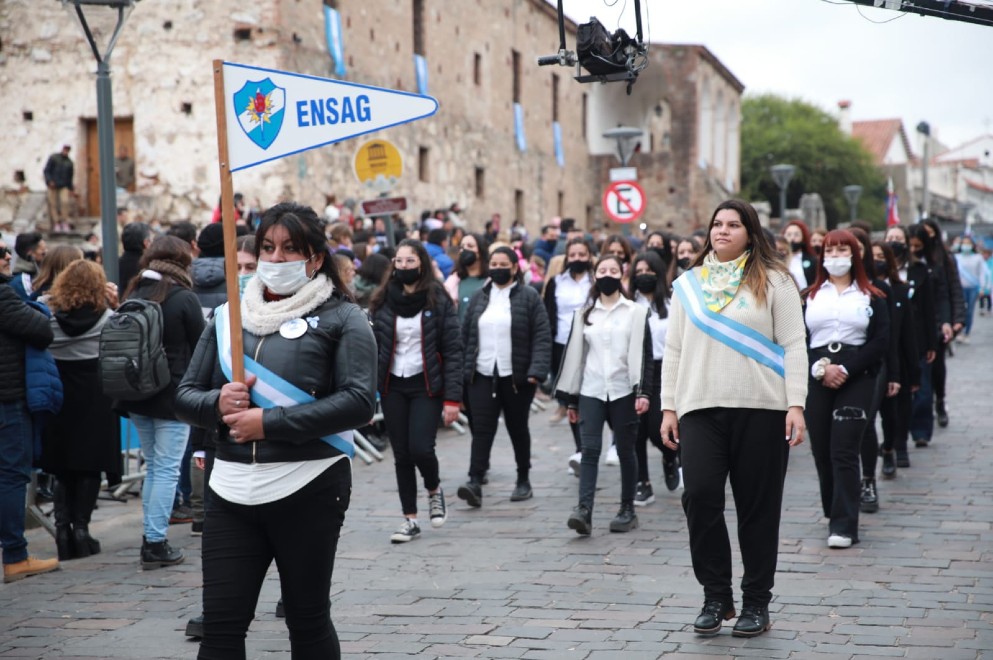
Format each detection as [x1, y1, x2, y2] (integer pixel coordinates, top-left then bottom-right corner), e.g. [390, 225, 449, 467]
[279, 318, 308, 339]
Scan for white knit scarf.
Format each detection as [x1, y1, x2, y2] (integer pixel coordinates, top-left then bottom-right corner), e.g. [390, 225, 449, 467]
[241, 274, 335, 336]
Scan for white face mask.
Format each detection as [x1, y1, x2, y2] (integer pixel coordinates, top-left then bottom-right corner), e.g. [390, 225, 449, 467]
[823, 256, 852, 278]
[256, 257, 314, 295]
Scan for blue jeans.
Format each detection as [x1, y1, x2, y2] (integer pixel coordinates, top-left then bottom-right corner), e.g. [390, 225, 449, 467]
[962, 286, 979, 336]
[176, 438, 193, 508]
[909, 358, 933, 444]
[131, 414, 189, 543]
[0, 401, 33, 565]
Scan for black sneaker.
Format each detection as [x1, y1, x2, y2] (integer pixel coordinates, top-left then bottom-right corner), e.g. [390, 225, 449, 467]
[633, 482, 655, 507]
[914, 436, 930, 448]
[275, 598, 284, 618]
[860, 478, 879, 514]
[428, 489, 447, 527]
[693, 600, 736, 635]
[185, 614, 203, 638]
[509, 481, 533, 502]
[895, 450, 911, 468]
[880, 450, 897, 479]
[390, 519, 420, 544]
[457, 480, 483, 508]
[191, 521, 203, 537]
[140, 538, 185, 569]
[567, 505, 592, 536]
[662, 456, 680, 491]
[936, 399, 949, 428]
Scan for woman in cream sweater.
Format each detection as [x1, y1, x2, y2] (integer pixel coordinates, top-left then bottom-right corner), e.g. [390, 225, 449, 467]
[661, 199, 808, 639]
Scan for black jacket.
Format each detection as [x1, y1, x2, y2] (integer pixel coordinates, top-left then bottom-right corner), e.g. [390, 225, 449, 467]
[905, 261, 937, 357]
[371, 281, 463, 403]
[175, 291, 377, 464]
[0, 275, 54, 402]
[43, 153, 74, 190]
[886, 279, 920, 388]
[116, 279, 205, 420]
[461, 282, 552, 386]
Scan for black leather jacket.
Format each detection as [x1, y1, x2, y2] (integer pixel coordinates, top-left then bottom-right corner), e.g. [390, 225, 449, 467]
[174, 291, 377, 464]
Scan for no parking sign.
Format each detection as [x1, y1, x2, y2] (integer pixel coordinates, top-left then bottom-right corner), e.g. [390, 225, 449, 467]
[602, 180, 646, 224]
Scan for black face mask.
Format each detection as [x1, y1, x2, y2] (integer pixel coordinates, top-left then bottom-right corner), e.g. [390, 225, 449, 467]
[633, 273, 657, 294]
[458, 250, 477, 267]
[676, 257, 691, 270]
[649, 247, 670, 265]
[874, 260, 889, 278]
[790, 241, 805, 253]
[911, 248, 925, 260]
[567, 260, 590, 275]
[393, 267, 421, 285]
[812, 245, 822, 257]
[886, 241, 907, 260]
[596, 275, 622, 296]
[489, 267, 512, 286]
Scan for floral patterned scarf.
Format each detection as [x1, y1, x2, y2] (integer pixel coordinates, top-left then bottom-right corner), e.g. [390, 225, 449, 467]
[698, 249, 750, 312]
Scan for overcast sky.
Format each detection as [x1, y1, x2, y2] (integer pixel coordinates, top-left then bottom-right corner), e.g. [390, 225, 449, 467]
[558, 0, 993, 151]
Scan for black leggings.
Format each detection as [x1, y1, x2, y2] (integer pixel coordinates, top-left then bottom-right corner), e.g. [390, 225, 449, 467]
[859, 367, 888, 478]
[635, 361, 674, 483]
[552, 342, 582, 452]
[466, 374, 535, 483]
[381, 375, 443, 516]
[199, 460, 350, 660]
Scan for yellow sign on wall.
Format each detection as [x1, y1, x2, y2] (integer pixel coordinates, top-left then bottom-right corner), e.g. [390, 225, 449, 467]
[353, 139, 403, 192]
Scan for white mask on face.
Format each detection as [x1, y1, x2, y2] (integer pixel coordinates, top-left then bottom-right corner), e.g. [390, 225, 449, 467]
[823, 256, 852, 278]
[256, 257, 314, 295]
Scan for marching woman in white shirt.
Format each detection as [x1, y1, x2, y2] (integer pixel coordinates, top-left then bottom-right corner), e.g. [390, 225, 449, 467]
[555, 255, 653, 535]
[629, 250, 677, 506]
[803, 230, 889, 550]
[661, 199, 807, 638]
[457, 247, 552, 506]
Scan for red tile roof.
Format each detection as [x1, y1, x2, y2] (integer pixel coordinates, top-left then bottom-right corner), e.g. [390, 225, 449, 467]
[851, 119, 914, 165]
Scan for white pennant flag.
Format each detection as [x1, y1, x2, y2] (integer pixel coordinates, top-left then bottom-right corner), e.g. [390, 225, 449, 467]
[222, 61, 438, 172]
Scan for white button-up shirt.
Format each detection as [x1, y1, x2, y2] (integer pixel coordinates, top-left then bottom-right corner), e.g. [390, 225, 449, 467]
[634, 292, 669, 360]
[805, 281, 871, 348]
[789, 252, 809, 289]
[554, 272, 592, 345]
[390, 312, 424, 377]
[476, 283, 514, 376]
[580, 296, 639, 401]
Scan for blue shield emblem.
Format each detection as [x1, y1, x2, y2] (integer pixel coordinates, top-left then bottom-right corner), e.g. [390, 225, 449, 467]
[233, 78, 286, 150]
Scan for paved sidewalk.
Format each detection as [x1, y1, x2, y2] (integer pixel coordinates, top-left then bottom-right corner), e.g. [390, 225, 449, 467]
[2, 317, 992, 659]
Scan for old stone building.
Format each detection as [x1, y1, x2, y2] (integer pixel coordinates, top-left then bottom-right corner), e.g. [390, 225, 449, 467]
[1, 0, 741, 236]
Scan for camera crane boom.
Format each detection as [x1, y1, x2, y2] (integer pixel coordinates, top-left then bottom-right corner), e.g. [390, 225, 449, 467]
[537, 0, 648, 95]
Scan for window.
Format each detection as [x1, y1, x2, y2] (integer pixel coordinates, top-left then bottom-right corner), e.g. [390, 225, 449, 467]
[552, 73, 559, 122]
[581, 92, 588, 140]
[418, 147, 430, 182]
[515, 189, 524, 225]
[512, 50, 521, 104]
[233, 26, 252, 42]
[475, 167, 485, 199]
[413, 0, 425, 56]
[473, 52, 482, 86]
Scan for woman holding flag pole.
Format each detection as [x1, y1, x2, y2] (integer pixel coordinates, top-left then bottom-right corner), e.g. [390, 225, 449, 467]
[660, 199, 808, 639]
[175, 202, 377, 659]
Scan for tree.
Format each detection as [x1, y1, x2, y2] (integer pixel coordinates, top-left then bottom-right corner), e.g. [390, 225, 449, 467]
[740, 94, 886, 229]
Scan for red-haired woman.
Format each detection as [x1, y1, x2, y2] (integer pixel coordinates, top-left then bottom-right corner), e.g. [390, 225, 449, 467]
[802, 230, 889, 549]
[781, 220, 818, 289]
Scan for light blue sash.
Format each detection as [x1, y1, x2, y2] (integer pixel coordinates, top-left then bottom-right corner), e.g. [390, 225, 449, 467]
[673, 273, 786, 378]
[215, 304, 354, 459]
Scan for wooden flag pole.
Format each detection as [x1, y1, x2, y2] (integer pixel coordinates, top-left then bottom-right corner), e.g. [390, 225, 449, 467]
[212, 59, 245, 383]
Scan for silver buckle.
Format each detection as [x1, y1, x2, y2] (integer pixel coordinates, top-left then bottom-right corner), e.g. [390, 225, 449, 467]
[827, 342, 843, 354]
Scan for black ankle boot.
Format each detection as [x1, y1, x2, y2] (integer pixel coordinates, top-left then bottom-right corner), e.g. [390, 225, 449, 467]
[567, 505, 592, 535]
[71, 475, 102, 557]
[732, 605, 771, 637]
[456, 479, 483, 507]
[53, 479, 74, 561]
[72, 525, 101, 558]
[694, 600, 736, 635]
[140, 537, 184, 569]
[609, 503, 639, 533]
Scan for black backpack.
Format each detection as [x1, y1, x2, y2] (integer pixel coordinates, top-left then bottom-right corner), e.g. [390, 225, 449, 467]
[99, 299, 170, 401]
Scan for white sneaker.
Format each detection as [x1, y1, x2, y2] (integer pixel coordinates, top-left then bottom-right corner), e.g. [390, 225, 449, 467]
[568, 452, 581, 477]
[827, 534, 853, 549]
[605, 444, 619, 466]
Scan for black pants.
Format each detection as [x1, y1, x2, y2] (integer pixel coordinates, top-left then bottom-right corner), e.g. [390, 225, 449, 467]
[552, 342, 582, 452]
[466, 374, 535, 483]
[635, 361, 674, 483]
[199, 460, 350, 660]
[859, 367, 888, 478]
[381, 375, 443, 516]
[54, 470, 101, 529]
[806, 370, 875, 540]
[932, 340, 947, 401]
[679, 407, 788, 608]
[880, 385, 912, 454]
[577, 394, 639, 509]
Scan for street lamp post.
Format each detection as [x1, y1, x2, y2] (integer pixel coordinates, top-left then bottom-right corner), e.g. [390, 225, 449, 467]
[61, 0, 138, 285]
[770, 163, 796, 224]
[843, 184, 863, 224]
[917, 121, 931, 220]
